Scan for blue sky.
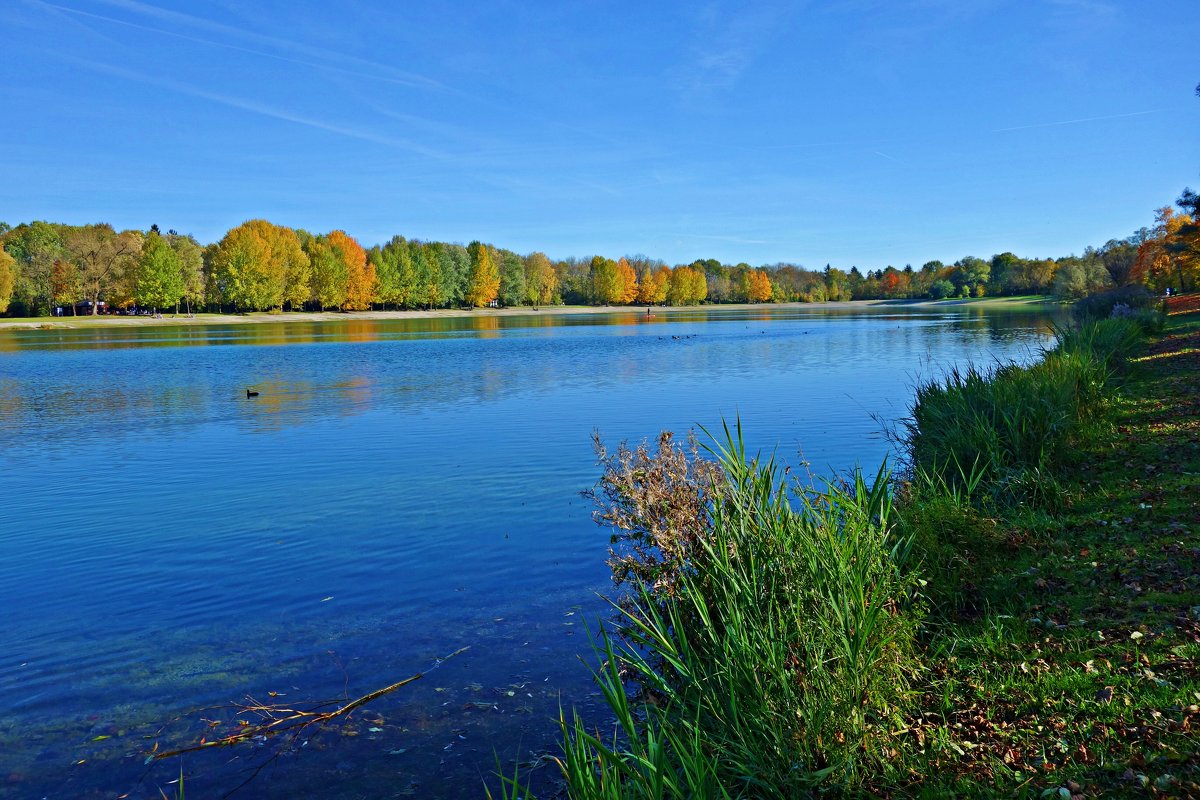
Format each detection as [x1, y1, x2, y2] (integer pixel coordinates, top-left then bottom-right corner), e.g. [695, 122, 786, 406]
[1, 0, 1197, 268]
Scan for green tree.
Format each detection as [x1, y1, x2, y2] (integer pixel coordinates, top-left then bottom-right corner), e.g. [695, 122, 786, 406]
[498, 249, 527, 306]
[431, 242, 470, 307]
[1053, 256, 1112, 299]
[4, 221, 67, 315]
[928, 279, 955, 299]
[372, 236, 413, 309]
[136, 231, 184, 313]
[168, 233, 205, 315]
[411, 243, 443, 308]
[953, 256, 990, 296]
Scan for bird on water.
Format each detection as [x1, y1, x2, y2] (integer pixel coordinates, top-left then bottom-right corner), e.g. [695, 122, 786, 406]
[246, 389, 259, 398]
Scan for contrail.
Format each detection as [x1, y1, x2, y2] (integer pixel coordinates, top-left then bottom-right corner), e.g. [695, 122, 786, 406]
[41, 2, 441, 89]
[63, 55, 452, 160]
[992, 109, 1158, 133]
[87, 0, 444, 90]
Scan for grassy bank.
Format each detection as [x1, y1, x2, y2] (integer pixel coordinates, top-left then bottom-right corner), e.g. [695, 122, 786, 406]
[498, 294, 1199, 798]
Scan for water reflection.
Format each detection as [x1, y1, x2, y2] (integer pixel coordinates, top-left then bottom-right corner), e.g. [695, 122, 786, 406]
[0, 305, 1062, 798]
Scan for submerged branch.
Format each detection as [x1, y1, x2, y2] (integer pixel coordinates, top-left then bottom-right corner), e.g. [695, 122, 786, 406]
[147, 646, 469, 763]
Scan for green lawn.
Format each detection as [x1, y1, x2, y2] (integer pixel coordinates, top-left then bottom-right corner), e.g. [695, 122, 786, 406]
[907, 297, 1200, 797]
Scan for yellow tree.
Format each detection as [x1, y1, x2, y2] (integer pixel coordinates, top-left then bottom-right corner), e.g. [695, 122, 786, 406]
[668, 266, 707, 305]
[651, 266, 671, 304]
[212, 220, 308, 311]
[744, 269, 773, 302]
[524, 251, 558, 305]
[635, 267, 656, 304]
[305, 236, 347, 310]
[0, 248, 14, 313]
[616, 257, 639, 304]
[1134, 207, 1197, 292]
[327, 230, 372, 310]
[465, 241, 500, 307]
[589, 256, 623, 305]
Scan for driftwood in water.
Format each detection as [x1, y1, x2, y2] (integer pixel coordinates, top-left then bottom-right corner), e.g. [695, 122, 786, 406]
[146, 646, 469, 763]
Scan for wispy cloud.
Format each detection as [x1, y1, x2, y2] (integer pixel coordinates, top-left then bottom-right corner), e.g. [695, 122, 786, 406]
[992, 109, 1158, 133]
[87, 0, 444, 90]
[675, 2, 792, 101]
[63, 55, 452, 159]
[673, 232, 772, 245]
[40, 1, 442, 90]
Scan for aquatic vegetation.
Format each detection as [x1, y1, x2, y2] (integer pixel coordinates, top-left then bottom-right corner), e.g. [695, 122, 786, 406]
[500, 424, 921, 797]
[498, 304, 1200, 798]
[900, 318, 1143, 509]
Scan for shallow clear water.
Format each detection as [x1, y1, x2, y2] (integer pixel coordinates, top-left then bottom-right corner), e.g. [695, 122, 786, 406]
[0, 305, 1058, 798]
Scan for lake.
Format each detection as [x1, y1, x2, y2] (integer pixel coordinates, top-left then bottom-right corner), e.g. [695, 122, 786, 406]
[0, 304, 1059, 798]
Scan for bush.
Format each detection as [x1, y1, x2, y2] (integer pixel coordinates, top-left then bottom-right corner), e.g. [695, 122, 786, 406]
[928, 280, 955, 300]
[1072, 284, 1161, 322]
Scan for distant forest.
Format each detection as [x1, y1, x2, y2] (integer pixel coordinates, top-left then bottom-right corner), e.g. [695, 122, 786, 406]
[0, 190, 1196, 317]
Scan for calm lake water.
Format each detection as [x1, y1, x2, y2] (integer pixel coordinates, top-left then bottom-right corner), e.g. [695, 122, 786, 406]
[0, 304, 1059, 798]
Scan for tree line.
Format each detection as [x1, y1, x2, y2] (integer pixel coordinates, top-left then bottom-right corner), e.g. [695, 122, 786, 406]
[0, 192, 1196, 317]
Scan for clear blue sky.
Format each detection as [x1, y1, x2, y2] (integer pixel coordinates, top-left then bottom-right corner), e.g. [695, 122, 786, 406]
[1, 0, 1197, 269]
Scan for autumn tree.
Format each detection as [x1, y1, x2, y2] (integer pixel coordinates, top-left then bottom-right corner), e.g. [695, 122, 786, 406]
[743, 268, 773, 302]
[636, 266, 666, 304]
[0, 248, 15, 313]
[590, 256, 623, 305]
[326, 230, 372, 311]
[1134, 206, 1197, 292]
[210, 221, 309, 311]
[523, 251, 558, 305]
[667, 266, 706, 305]
[305, 236, 347, 310]
[613, 257, 638, 304]
[136, 231, 184, 313]
[465, 241, 500, 307]
[63, 224, 142, 314]
[50, 259, 82, 313]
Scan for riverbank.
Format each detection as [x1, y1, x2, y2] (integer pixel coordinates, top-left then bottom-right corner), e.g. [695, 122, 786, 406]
[0, 295, 1058, 331]
[899, 293, 1200, 796]
[508, 294, 1198, 798]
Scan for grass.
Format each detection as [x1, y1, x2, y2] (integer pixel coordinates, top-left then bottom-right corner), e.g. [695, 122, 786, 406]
[495, 294, 1200, 798]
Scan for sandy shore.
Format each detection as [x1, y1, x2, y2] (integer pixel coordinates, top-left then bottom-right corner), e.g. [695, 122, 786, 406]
[0, 297, 1058, 331]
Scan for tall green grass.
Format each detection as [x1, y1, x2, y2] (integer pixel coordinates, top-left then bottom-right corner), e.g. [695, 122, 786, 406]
[901, 318, 1142, 509]
[493, 318, 1149, 798]
[497, 425, 920, 799]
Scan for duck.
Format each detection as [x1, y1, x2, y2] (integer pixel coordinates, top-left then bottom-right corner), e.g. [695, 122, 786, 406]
[246, 389, 260, 398]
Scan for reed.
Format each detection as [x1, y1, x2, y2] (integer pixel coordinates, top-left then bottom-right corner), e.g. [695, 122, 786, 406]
[506, 424, 920, 798]
[900, 318, 1140, 509]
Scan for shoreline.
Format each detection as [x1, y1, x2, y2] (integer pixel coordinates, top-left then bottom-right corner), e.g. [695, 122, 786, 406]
[0, 296, 1059, 331]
